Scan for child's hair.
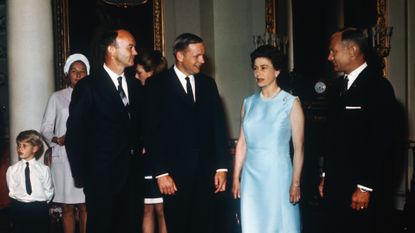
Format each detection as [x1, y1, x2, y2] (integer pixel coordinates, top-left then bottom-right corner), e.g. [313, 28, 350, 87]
[16, 130, 45, 159]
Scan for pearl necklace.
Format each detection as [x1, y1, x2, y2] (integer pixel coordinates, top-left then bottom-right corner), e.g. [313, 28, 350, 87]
[261, 87, 281, 99]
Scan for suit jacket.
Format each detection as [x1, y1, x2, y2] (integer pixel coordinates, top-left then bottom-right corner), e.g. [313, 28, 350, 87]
[143, 67, 230, 187]
[66, 66, 143, 196]
[324, 66, 396, 202]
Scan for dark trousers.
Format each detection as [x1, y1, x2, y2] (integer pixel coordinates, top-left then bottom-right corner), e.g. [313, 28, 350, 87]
[163, 171, 218, 233]
[85, 167, 143, 233]
[10, 199, 49, 233]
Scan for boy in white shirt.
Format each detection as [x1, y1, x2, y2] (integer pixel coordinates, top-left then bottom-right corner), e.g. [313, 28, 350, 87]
[6, 129, 54, 233]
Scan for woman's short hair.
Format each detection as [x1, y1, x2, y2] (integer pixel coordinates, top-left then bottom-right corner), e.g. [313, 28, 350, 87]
[250, 45, 285, 71]
[135, 49, 168, 75]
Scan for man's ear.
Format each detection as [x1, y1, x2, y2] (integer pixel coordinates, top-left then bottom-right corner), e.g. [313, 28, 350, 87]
[349, 44, 358, 57]
[176, 51, 184, 63]
[107, 44, 116, 56]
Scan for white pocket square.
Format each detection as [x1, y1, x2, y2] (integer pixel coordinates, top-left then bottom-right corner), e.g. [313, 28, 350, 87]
[345, 106, 362, 109]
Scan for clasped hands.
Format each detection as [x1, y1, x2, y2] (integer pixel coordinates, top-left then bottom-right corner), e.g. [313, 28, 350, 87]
[157, 171, 227, 195]
[52, 135, 65, 146]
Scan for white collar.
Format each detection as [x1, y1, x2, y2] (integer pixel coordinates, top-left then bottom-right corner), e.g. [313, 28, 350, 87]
[174, 65, 194, 81]
[345, 62, 367, 88]
[103, 64, 125, 82]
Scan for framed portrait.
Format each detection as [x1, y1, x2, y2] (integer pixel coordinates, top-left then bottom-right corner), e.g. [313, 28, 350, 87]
[52, 0, 164, 89]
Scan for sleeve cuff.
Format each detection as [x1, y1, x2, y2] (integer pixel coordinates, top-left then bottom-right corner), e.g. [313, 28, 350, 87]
[155, 173, 169, 179]
[216, 168, 228, 172]
[357, 184, 373, 192]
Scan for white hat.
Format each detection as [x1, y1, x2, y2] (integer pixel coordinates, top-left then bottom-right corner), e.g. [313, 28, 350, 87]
[63, 53, 90, 76]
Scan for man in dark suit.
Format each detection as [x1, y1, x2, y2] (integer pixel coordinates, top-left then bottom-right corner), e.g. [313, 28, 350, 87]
[143, 33, 230, 233]
[318, 28, 397, 233]
[66, 29, 143, 233]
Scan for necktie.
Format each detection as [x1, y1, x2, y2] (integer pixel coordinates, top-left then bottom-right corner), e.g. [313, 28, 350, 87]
[341, 75, 349, 96]
[25, 162, 32, 195]
[185, 77, 194, 102]
[117, 76, 129, 106]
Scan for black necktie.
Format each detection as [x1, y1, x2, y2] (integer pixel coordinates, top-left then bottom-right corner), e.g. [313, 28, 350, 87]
[185, 77, 194, 102]
[25, 162, 32, 195]
[341, 75, 349, 96]
[117, 77, 129, 106]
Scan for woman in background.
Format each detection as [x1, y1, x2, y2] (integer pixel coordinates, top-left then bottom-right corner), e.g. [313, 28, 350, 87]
[135, 49, 168, 233]
[41, 53, 90, 233]
[232, 45, 304, 233]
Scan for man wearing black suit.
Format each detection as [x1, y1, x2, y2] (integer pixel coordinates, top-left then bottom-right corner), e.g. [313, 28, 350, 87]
[66, 29, 143, 233]
[318, 28, 396, 233]
[143, 33, 230, 233]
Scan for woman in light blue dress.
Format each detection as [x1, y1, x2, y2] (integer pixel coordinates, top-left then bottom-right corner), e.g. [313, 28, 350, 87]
[232, 45, 304, 233]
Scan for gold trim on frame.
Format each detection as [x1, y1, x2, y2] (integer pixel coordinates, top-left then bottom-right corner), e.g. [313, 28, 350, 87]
[153, 0, 165, 54]
[265, 0, 276, 34]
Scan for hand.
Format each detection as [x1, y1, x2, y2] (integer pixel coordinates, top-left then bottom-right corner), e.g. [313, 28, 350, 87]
[232, 179, 241, 199]
[157, 175, 178, 195]
[52, 136, 65, 146]
[214, 171, 227, 193]
[289, 184, 301, 204]
[74, 177, 84, 188]
[318, 177, 325, 198]
[351, 188, 371, 211]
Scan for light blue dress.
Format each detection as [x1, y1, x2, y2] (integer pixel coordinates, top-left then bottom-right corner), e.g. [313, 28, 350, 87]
[240, 90, 301, 233]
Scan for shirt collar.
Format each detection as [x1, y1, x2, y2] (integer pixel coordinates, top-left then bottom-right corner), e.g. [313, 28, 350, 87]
[103, 64, 125, 82]
[345, 62, 367, 87]
[173, 65, 194, 81]
[21, 158, 36, 164]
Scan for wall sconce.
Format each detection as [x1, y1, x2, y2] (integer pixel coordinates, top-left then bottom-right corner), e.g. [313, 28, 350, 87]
[369, 23, 393, 58]
[253, 0, 288, 55]
[369, 0, 393, 58]
[253, 32, 288, 55]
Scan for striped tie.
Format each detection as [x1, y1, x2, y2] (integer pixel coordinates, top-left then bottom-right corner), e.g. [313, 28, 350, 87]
[117, 76, 129, 106]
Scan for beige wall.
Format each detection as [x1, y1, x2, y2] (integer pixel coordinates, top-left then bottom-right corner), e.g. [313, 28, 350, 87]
[388, 0, 414, 209]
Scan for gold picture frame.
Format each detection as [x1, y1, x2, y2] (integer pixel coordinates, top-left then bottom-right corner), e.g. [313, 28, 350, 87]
[52, 0, 164, 89]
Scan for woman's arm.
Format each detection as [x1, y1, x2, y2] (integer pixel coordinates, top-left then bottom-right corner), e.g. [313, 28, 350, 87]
[232, 104, 247, 199]
[289, 98, 305, 204]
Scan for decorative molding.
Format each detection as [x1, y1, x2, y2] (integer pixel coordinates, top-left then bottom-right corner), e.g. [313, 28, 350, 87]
[52, 0, 69, 90]
[153, 0, 164, 53]
[102, 0, 148, 8]
[265, 0, 276, 34]
[375, 0, 391, 57]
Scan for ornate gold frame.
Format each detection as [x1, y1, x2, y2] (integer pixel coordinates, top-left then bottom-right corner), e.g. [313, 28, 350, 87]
[52, 0, 164, 89]
[265, 0, 276, 34]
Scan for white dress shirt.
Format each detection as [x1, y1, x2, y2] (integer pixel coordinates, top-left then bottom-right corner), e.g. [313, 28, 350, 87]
[6, 159, 54, 203]
[103, 64, 130, 103]
[345, 62, 367, 90]
[174, 65, 196, 101]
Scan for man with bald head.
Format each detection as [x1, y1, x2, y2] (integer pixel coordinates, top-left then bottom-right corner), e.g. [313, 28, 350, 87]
[318, 28, 396, 233]
[66, 29, 143, 233]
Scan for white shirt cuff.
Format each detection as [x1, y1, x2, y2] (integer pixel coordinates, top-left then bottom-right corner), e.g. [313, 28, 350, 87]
[155, 173, 169, 179]
[357, 184, 373, 192]
[216, 168, 228, 172]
